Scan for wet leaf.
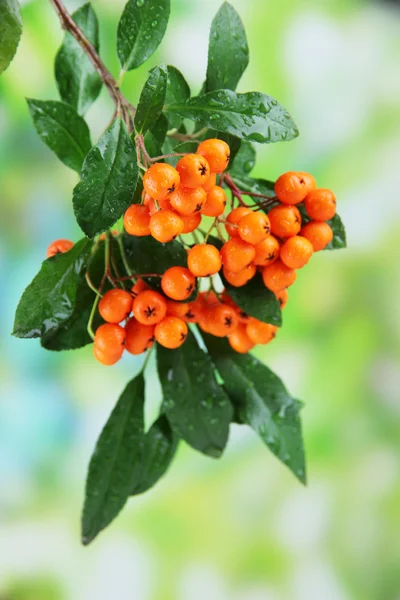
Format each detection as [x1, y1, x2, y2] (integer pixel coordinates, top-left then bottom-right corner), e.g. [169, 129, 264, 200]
[135, 64, 168, 134]
[326, 214, 347, 250]
[144, 113, 168, 158]
[229, 140, 256, 175]
[0, 0, 22, 75]
[165, 65, 190, 129]
[222, 273, 282, 327]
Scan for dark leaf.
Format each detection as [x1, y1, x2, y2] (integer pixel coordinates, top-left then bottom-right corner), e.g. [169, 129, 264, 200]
[204, 335, 306, 483]
[135, 64, 168, 134]
[222, 273, 282, 327]
[0, 0, 22, 75]
[144, 113, 168, 158]
[156, 331, 233, 457]
[131, 414, 178, 495]
[55, 3, 102, 115]
[117, 0, 170, 72]
[165, 65, 190, 129]
[73, 119, 138, 238]
[13, 238, 92, 339]
[229, 140, 256, 175]
[326, 214, 347, 250]
[206, 1, 249, 92]
[165, 90, 298, 144]
[27, 99, 91, 173]
[82, 373, 146, 545]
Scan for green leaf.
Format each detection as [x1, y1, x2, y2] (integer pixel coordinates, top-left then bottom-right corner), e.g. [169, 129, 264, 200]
[117, 0, 170, 72]
[144, 113, 168, 158]
[229, 140, 256, 175]
[13, 238, 92, 339]
[165, 90, 298, 144]
[230, 174, 276, 199]
[27, 99, 92, 173]
[326, 214, 347, 250]
[134, 64, 168, 134]
[156, 331, 233, 457]
[204, 335, 306, 483]
[131, 415, 178, 495]
[222, 273, 282, 327]
[165, 66, 190, 129]
[82, 373, 146, 545]
[122, 233, 188, 292]
[0, 0, 22, 75]
[73, 119, 138, 238]
[55, 3, 102, 115]
[206, 1, 249, 92]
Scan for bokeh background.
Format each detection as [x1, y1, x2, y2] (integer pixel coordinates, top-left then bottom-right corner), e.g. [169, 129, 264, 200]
[1, 0, 400, 598]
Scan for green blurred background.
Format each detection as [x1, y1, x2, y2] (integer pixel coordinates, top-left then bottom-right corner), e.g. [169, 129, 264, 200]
[1, 0, 400, 598]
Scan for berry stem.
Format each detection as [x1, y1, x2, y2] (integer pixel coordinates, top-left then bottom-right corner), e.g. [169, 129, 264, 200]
[85, 272, 103, 297]
[203, 218, 218, 243]
[141, 344, 154, 373]
[150, 152, 188, 162]
[116, 234, 136, 284]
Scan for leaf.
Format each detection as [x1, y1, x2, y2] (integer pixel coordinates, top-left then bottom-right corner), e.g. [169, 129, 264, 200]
[229, 140, 256, 175]
[206, 1, 249, 92]
[131, 414, 178, 495]
[204, 335, 306, 483]
[144, 113, 168, 158]
[27, 99, 92, 173]
[134, 64, 168, 134]
[117, 0, 170, 72]
[230, 174, 276, 199]
[222, 273, 282, 327]
[55, 3, 102, 115]
[0, 0, 22, 75]
[165, 90, 298, 144]
[73, 119, 138, 238]
[82, 373, 146, 545]
[156, 331, 233, 457]
[13, 238, 92, 339]
[165, 66, 190, 129]
[326, 214, 347, 250]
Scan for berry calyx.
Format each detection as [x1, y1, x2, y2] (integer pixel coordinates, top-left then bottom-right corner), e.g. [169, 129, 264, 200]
[253, 235, 280, 266]
[197, 138, 230, 173]
[170, 185, 206, 216]
[133, 289, 167, 325]
[176, 154, 210, 188]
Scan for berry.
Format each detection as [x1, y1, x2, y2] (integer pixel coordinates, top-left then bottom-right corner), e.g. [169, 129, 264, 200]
[124, 204, 151, 236]
[276, 289, 288, 310]
[300, 221, 333, 251]
[133, 289, 167, 325]
[187, 244, 222, 277]
[131, 278, 148, 298]
[166, 300, 190, 320]
[161, 266, 196, 301]
[125, 318, 155, 355]
[253, 235, 280, 266]
[98, 289, 133, 323]
[246, 320, 277, 345]
[238, 211, 271, 244]
[94, 323, 126, 365]
[201, 185, 227, 217]
[181, 212, 202, 234]
[202, 172, 217, 192]
[155, 316, 188, 349]
[207, 304, 239, 337]
[262, 259, 297, 292]
[274, 171, 315, 205]
[304, 188, 336, 221]
[46, 239, 73, 258]
[94, 346, 122, 366]
[280, 235, 313, 269]
[223, 263, 256, 287]
[228, 324, 254, 354]
[170, 186, 206, 216]
[149, 209, 184, 243]
[143, 163, 180, 201]
[225, 206, 252, 237]
[197, 138, 230, 173]
[220, 238, 256, 273]
[176, 154, 210, 188]
[268, 205, 301, 238]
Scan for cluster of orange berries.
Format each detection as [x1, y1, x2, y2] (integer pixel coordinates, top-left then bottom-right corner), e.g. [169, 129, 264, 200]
[123, 138, 230, 242]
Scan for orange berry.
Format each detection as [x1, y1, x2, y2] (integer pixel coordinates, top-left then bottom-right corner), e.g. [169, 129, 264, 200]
[154, 316, 188, 349]
[197, 138, 230, 173]
[94, 323, 126, 364]
[202, 186, 227, 217]
[181, 212, 202, 234]
[238, 211, 271, 244]
[143, 163, 180, 201]
[228, 324, 254, 354]
[149, 209, 184, 243]
[94, 345, 122, 366]
[133, 289, 167, 325]
[220, 238, 256, 273]
[170, 186, 206, 216]
[46, 239, 73, 258]
[280, 235, 313, 269]
[297, 172, 316, 192]
[202, 172, 217, 192]
[253, 235, 280, 266]
[166, 300, 192, 320]
[124, 204, 151, 236]
[223, 263, 256, 287]
[268, 205, 301, 238]
[304, 188, 336, 221]
[176, 154, 210, 188]
[262, 259, 297, 293]
[206, 303, 239, 337]
[125, 317, 155, 355]
[274, 171, 315, 205]
[131, 278, 149, 298]
[276, 289, 288, 310]
[161, 266, 196, 301]
[98, 288, 133, 324]
[225, 206, 252, 237]
[220, 291, 250, 324]
[187, 244, 222, 277]
[195, 290, 219, 313]
[246, 320, 278, 345]
[300, 221, 333, 251]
